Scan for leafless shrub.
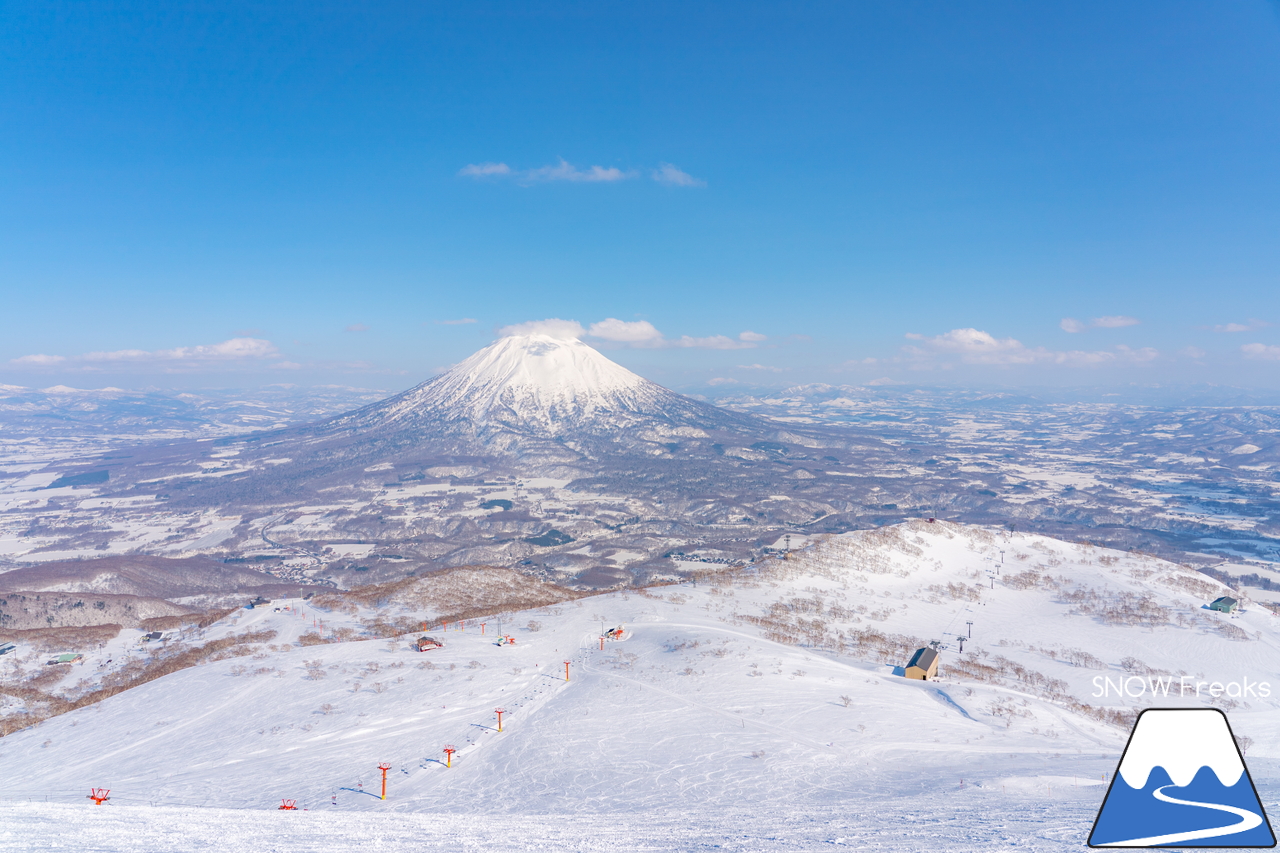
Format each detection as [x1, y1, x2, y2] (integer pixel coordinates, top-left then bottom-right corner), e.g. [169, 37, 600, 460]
[1061, 588, 1172, 628]
[1217, 621, 1251, 641]
[526, 620, 542, 633]
[297, 632, 330, 646]
[926, 582, 983, 602]
[360, 616, 420, 638]
[840, 695, 852, 708]
[310, 566, 582, 626]
[304, 660, 326, 680]
[1056, 647, 1107, 669]
[319, 703, 334, 715]
[1160, 573, 1223, 600]
[1004, 570, 1045, 590]
[0, 624, 123, 653]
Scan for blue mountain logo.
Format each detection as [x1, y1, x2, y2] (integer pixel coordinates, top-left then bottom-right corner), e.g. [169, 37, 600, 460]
[1090, 708, 1275, 847]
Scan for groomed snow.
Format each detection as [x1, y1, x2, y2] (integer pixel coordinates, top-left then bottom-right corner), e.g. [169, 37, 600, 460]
[2, 521, 1277, 850]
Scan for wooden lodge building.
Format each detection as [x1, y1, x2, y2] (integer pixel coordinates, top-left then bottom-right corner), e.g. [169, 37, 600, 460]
[905, 647, 939, 680]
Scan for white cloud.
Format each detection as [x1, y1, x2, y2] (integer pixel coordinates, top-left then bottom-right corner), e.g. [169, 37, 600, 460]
[737, 363, 784, 372]
[1062, 316, 1140, 332]
[498, 319, 586, 340]
[10, 354, 66, 366]
[588, 319, 663, 343]
[738, 331, 767, 342]
[670, 334, 754, 350]
[905, 328, 1159, 367]
[82, 349, 152, 361]
[84, 338, 279, 362]
[166, 338, 277, 360]
[435, 318, 477, 325]
[909, 328, 1033, 363]
[271, 361, 303, 370]
[458, 162, 512, 178]
[866, 377, 904, 386]
[1242, 343, 1280, 360]
[1113, 345, 1159, 363]
[524, 159, 634, 183]
[501, 317, 761, 349]
[1213, 320, 1269, 333]
[1090, 315, 1140, 329]
[345, 323, 369, 333]
[706, 377, 741, 386]
[1180, 346, 1207, 359]
[460, 159, 702, 186]
[8, 338, 281, 371]
[651, 163, 705, 187]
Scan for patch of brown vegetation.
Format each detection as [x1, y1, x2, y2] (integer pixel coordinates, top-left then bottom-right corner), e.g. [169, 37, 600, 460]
[311, 566, 583, 634]
[0, 590, 191, 631]
[0, 624, 123, 653]
[138, 608, 237, 633]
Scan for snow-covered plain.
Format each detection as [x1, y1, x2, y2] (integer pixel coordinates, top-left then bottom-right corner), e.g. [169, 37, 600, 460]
[2, 521, 1278, 850]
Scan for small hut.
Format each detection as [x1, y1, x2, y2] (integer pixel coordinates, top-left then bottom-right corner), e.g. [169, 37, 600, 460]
[416, 635, 443, 652]
[905, 647, 939, 680]
[47, 653, 83, 665]
[1210, 596, 1239, 614]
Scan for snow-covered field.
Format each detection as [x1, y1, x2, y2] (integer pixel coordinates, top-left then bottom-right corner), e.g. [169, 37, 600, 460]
[0, 798, 1106, 852]
[2, 521, 1278, 850]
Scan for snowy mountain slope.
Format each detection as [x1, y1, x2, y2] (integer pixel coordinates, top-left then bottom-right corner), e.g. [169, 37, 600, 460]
[0, 584, 1115, 814]
[731, 522, 1280, 742]
[3, 522, 1279, 850]
[293, 333, 761, 446]
[342, 334, 737, 435]
[4, 522, 1276, 820]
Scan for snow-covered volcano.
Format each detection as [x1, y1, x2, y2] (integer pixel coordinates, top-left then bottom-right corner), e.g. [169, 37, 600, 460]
[324, 333, 753, 440]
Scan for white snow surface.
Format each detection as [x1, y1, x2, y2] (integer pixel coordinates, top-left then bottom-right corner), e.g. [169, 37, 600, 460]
[1118, 709, 1244, 788]
[3, 521, 1279, 850]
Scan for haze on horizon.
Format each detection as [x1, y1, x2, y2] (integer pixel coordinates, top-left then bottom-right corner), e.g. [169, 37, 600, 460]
[2, 1, 1279, 393]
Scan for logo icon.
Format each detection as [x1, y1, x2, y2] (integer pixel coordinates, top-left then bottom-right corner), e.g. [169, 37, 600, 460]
[1090, 708, 1275, 847]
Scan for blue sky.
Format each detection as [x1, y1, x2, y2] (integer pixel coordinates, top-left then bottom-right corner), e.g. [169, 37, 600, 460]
[2, 1, 1279, 391]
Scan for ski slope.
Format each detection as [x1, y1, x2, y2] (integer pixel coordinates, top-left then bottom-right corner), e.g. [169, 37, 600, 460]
[1, 521, 1277, 850]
